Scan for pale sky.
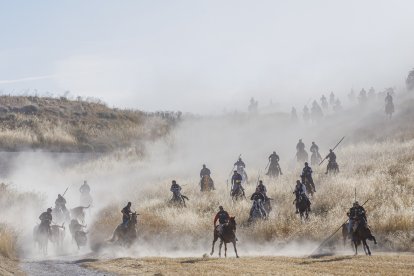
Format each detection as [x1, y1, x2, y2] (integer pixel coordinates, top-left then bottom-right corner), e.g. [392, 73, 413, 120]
[1, 0, 413, 113]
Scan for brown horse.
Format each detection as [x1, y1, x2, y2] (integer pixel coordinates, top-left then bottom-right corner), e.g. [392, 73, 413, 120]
[210, 217, 239, 258]
[342, 222, 377, 255]
[200, 175, 215, 192]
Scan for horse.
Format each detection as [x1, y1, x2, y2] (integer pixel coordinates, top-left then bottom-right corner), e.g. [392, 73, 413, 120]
[169, 192, 189, 207]
[33, 223, 49, 256]
[385, 101, 394, 119]
[248, 199, 267, 223]
[109, 212, 138, 247]
[342, 221, 377, 255]
[200, 175, 215, 192]
[310, 151, 322, 166]
[301, 175, 315, 197]
[70, 205, 90, 224]
[295, 195, 310, 220]
[50, 224, 66, 250]
[296, 150, 309, 163]
[69, 220, 88, 250]
[326, 161, 339, 174]
[210, 217, 239, 258]
[231, 187, 245, 201]
[72, 230, 88, 250]
[266, 162, 281, 178]
[263, 198, 272, 215]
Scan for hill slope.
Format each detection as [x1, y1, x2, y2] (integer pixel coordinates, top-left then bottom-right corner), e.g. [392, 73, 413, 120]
[0, 96, 177, 152]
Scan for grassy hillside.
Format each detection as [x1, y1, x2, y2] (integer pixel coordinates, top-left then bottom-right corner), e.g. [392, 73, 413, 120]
[0, 95, 176, 152]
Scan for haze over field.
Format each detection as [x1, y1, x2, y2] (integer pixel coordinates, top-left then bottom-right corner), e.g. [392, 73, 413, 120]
[1, 1, 414, 113]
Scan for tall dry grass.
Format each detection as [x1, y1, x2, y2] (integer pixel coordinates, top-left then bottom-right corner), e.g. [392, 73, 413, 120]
[0, 224, 18, 259]
[90, 139, 414, 253]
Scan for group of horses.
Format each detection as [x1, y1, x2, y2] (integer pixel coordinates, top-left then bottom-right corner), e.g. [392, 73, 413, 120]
[33, 195, 92, 255]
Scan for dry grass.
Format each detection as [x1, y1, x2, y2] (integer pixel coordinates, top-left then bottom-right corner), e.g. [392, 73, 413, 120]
[83, 254, 414, 275]
[0, 224, 18, 259]
[0, 95, 174, 152]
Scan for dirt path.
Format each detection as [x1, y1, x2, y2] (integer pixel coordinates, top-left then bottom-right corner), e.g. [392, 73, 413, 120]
[82, 254, 414, 275]
[20, 258, 114, 276]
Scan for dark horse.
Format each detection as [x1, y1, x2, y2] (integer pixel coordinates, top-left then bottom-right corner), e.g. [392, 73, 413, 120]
[109, 212, 138, 247]
[266, 162, 281, 178]
[200, 175, 215, 192]
[310, 151, 322, 166]
[326, 161, 339, 174]
[295, 195, 310, 220]
[301, 175, 315, 197]
[342, 221, 377, 255]
[210, 217, 239, 258]
[385, 100, 394, 119]
[231, 188, 245, 201]
[33, 223, 49, 256]
[296, 150, 308, 163]
[169, 192, 189, 207]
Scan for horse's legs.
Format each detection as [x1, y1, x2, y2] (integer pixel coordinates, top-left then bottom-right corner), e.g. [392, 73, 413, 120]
[219, 240, 223, 258]
[363, 240, 371, 255]
[353, 241, 358, 256]
[232, 241, 239, 258]
[362, 240, 368, 255]
[224, 242, 228, 258]
[210, 235, 218, 256]
[371, 235, 377, 244]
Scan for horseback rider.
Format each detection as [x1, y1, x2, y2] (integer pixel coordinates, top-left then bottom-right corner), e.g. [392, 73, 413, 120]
[231, 170, 244, 197]
[39, 208, 53, 233]
[296, 139, 305, 152]
[347, 201, 367, 237]
[250, 187, 267, 218]
[325, 149, 337, 174]
[55, 194, 68, 212]
[301, 162, 316, 192]
[385, 92, 393, 104]
[214, 206, 230, 235]
[310, 142, 320, 156]
[200, 164, 211, 178]
[121, 202, 132, 228]
[170, 180, 182, 199]
[257, 180, 267, 199]
[79, 180, 90, 194]
[267, 151, 282, 175]
[234, 158, 246, 172]
[293, 180, 311, 213]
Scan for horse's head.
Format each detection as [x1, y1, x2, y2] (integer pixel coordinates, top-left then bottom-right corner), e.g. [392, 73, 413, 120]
[229, 217, 237, 230]
[130, 212, 138, 225]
